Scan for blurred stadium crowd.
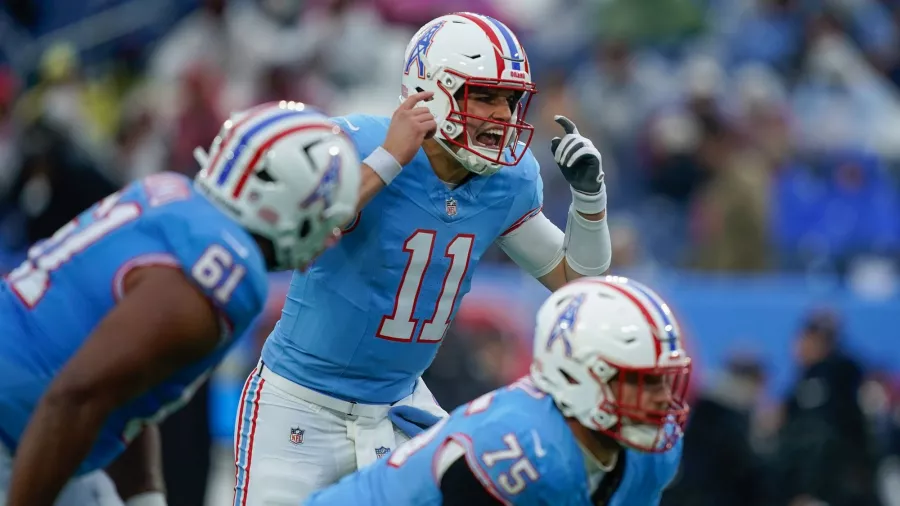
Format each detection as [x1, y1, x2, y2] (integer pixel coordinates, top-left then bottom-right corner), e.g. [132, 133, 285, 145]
[1, 0, 900, 505]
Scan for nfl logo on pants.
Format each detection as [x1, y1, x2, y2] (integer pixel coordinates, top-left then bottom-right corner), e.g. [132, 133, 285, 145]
[374, 446, 391, 459]
[290, 427, 304, 445]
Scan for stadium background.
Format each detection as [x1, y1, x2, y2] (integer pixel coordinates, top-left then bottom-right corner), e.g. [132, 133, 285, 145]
[1, 0, 899, 504]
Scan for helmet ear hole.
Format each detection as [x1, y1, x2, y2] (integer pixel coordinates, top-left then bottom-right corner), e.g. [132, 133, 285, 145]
[560, 370, 580, 385]
[414, 86, 433, 100]
[256, 166, 276, 183]
[298, 219, 312, 239]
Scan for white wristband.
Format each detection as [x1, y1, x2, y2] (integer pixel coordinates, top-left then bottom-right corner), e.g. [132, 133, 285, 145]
[125, 491, 167, 506]
[363, 146, 403, 185]
[571, 185, 607, 215]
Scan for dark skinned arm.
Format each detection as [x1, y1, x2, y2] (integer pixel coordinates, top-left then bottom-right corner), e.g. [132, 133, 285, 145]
[7, 265, 221, 506]
[106, 424, 165, 501]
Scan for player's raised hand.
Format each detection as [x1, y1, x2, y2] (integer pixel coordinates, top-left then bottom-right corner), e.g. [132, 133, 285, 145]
[550, 115, 604, 196]
[382, 91, 438, 166]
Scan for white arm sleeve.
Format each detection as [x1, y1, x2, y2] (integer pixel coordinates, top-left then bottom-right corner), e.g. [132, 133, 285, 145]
[565, 186, 612, 276]
[496, 212, 565, 278]
[433, 439, 467, 481]
[563, 202, 612, 276]
[497, 202, 613, 279]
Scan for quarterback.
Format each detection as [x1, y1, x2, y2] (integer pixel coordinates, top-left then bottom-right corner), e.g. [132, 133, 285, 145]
[306, 276, 691, 506]
[0, 104, 360, 506]
[233, 12, 613, 504]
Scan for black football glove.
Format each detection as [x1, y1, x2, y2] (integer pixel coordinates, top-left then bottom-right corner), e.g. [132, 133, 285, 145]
[550, 115, 604, 196]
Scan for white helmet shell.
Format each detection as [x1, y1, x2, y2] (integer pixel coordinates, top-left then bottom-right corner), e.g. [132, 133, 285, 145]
[194, 101, 360, 270]
[530, 276, 692, 452]
[400, 12, 537, 176]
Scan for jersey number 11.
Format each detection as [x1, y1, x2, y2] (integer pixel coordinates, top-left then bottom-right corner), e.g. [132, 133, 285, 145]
[377, 230, 474, 343]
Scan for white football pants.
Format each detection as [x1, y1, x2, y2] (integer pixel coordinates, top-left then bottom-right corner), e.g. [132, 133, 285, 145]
[0, 441, 124, 506]
[231, 362, 448, 506]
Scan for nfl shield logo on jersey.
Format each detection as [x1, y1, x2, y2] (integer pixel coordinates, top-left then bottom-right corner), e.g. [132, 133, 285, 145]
[374, 446, 391, 459]
[445, 197, 458, 217]
[290, 427, 304, 445]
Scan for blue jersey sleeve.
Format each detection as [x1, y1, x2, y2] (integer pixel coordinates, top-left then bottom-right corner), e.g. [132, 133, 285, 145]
[651, 439, 683, 503]
[173, 232, 268, 335]
[624, 439, 683, 505]
[138, 176, 269, 337]
[499, 149, 544, 237]
[457, 420, 583, 505]
[331, 114, 390, 160]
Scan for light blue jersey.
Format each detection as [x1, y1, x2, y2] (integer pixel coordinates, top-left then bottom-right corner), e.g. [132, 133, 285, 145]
[305, 378, 682, 506]
[262, 114, 544, 403]
[0, 172, 269, 474]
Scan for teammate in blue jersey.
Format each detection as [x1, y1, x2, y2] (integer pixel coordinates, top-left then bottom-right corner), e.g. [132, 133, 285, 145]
[0, 102, 361, 506]
[235, 12, 618, 505]
[305, 276, 692, 506]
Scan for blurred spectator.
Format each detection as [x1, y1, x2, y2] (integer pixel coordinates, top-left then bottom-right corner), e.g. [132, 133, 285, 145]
[690, 116, 771, 272]
[725, 0, 805, 75]
[773, 308, 880, 506]
[307, 0, 389, 91]
[661, 355, 768, 506]
[0, 67, 21, 195]
[0, 119, 117, 249]
[112, 91, 167, 183]
[149, 0, 230, 84]
[16, 42, 120, 154]
[168, 64, 224, 176]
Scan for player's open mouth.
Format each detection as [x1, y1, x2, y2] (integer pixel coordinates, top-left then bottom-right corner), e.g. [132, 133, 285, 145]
[474, 128, 503, 149]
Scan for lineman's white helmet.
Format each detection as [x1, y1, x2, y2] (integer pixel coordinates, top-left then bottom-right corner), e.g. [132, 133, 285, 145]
[530, 276, 692, 452]
[400, 12, 537, 176]
[194, 101, 360, 270]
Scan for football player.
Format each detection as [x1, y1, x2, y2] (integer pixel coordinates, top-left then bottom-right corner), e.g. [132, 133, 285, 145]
[234, 13, 614, 504]
[305, 276, 691, 506]
[0, 103, 360, 506]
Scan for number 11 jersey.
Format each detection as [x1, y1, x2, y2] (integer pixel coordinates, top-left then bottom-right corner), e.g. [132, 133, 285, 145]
[0, 172, 269, 474]
[262, 114, 544, 404]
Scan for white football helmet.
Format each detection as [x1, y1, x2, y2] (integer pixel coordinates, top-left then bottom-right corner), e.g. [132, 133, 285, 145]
[530, 276, 692, 453]
[400, 12, 537, 176]
[193, 101, 360, 271]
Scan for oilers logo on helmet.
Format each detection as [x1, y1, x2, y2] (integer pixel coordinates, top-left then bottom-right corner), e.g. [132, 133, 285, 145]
[300, 149, 342, 212]
[404, 20, 446, 79]
[545, 292, 585, 357]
